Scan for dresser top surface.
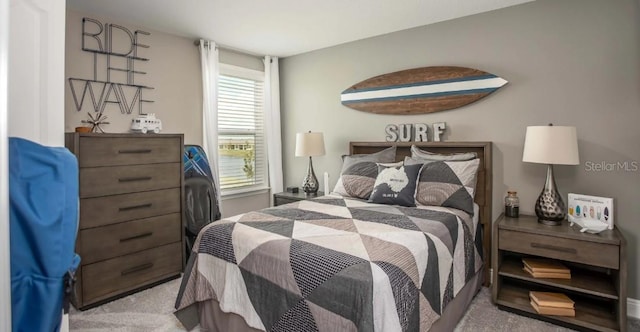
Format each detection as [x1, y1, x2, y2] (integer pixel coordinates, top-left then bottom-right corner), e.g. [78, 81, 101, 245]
[498, 214, 622, 245]
[274, 191, 324, 199]
[66, 132, 184, 138]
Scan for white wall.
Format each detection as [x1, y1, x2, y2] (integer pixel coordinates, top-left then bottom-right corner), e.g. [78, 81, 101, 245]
[220, 191, 271, 218]
[220, 48, 264, 72]
[280, 0, 640, 297]
[8, 0, 65, 146]
[0, 0, 11, 328]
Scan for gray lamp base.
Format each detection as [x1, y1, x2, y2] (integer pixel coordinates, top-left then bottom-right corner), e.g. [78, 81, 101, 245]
[302, 157, 319, 195]
[535, 164, 566, 226]
[537, 218, 563, 226]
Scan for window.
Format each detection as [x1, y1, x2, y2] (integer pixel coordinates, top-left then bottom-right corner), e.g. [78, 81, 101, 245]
[217, 64, 267, 192]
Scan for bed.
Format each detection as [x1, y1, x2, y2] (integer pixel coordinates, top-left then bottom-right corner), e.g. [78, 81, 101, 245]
[175, 141, 492, 332]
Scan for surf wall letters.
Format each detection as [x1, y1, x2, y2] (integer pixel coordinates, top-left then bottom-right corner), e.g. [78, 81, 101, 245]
[385, 123, 447, 142]
[68, 18, 153, 115]
[341, 66, 507, 114]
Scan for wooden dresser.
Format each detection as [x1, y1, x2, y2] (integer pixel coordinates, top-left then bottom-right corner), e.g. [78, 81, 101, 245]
[492, 214, 626, 332]
[65, 133, 184, 310]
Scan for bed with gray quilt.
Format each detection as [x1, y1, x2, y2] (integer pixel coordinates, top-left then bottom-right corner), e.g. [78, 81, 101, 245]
[175, 141, 493, 332]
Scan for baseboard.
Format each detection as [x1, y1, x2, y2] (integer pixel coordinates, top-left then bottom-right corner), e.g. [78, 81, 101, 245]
[629, 297, 640, 319]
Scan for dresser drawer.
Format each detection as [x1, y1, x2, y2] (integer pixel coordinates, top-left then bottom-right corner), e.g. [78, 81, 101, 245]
[82, 242, 182, 304]
[80, 188, 181, 229]
[499, 229, 619, 269]
[77, 136, 181, 167]
[274, 197, 298, 206]
[80, 163, 181, 198]
[78, 213, 182, 264]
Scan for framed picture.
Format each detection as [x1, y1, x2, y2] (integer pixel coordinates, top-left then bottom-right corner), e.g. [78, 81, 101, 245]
[567, 193, 614, 229]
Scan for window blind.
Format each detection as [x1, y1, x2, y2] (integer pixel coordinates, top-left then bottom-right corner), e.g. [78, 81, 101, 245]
[217, 73, 266, 190]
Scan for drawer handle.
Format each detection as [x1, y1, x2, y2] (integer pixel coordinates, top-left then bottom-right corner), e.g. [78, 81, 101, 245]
[121, 263, 154, 276]
[120, 232, 153, 242]
[118, 176, 152, 183]
[118, 149, 152, 154]
[118, 203, 153, 212]
[531, 242, 577, 254]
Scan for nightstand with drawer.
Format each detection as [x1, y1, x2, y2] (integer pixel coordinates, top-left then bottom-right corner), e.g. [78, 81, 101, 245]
[273, 191, 324, 206]
[492, 213, 626, 332]
[65, 133, 184, 310]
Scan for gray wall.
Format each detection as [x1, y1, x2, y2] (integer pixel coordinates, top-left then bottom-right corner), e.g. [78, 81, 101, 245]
[280, 0, 640, 298]
[65, 9, 270, 216]
[65, 9, 203, 144]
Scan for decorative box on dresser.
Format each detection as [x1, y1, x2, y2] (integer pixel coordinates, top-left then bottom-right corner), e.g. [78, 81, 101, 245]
[492, 213, 627, 332]
[65, 133, 185, 310]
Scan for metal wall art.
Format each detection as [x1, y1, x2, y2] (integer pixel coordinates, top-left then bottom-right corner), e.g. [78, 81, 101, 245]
[385, 122, 447, 142]
[81, 111, 110, 133]
[69, 18, 154, 115]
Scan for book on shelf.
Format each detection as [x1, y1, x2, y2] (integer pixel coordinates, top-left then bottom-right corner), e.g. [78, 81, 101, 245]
[523, 266, 571, 279]
[522, 258, 570, 274]
[529, 291, 575, 309]
[530, 300, 576, 317]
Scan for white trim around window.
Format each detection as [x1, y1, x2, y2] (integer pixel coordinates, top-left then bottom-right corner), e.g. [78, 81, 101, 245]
[217, 63, 268, 196]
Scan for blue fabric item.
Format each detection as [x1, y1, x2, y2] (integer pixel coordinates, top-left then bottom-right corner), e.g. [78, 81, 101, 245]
[184, 145, 214, 181]
[183, 145, 221, 260]
[9, 137, 80, 332]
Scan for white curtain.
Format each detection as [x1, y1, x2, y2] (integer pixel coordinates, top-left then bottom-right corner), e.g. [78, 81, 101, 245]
[264, 56, 284, 202]
[199, 40, 222, 212]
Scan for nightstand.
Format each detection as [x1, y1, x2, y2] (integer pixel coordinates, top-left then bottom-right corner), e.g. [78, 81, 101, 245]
[492, 214, 626, 332]
[273, 191, 324, 206]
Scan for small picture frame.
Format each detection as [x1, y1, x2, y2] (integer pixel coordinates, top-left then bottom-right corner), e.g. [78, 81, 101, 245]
[567, 193, 614, 229]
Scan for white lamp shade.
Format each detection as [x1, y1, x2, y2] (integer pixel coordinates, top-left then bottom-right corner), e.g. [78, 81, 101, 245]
[295, 132, 325, 157]
[522, 125, 579, 165]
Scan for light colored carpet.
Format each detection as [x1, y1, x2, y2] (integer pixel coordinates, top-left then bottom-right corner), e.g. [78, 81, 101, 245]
[70, 278, 640, 332]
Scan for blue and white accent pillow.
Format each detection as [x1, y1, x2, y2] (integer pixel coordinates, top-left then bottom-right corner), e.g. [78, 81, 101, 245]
[368, 163, 422, 207]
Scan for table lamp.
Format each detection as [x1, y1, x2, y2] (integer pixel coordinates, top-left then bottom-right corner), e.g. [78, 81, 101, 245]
[522, 124, 579, 225]
[295, 132, 325, 195]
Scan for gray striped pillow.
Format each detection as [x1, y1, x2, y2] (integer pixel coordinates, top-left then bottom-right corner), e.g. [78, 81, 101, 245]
[332, 146, 396, 199]
[411, 145, 477, 161]
[415, 159, 480, 215]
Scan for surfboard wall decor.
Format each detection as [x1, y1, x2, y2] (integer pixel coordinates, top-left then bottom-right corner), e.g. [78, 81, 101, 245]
[341, 66, 508, 115]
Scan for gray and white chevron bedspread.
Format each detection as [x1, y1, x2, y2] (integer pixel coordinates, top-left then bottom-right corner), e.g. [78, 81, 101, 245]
[175, 195, 482, 331]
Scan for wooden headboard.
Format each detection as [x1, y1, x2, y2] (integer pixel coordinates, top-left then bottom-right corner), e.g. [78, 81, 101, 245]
[350, 141, 493, 286]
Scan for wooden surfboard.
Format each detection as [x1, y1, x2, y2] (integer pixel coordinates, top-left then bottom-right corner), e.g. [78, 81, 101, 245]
[341, 66, 508, 115]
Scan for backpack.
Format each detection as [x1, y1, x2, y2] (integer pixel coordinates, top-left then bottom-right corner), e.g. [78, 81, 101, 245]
[9, 137, 80, 332]
[183, 145, 221, 257]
